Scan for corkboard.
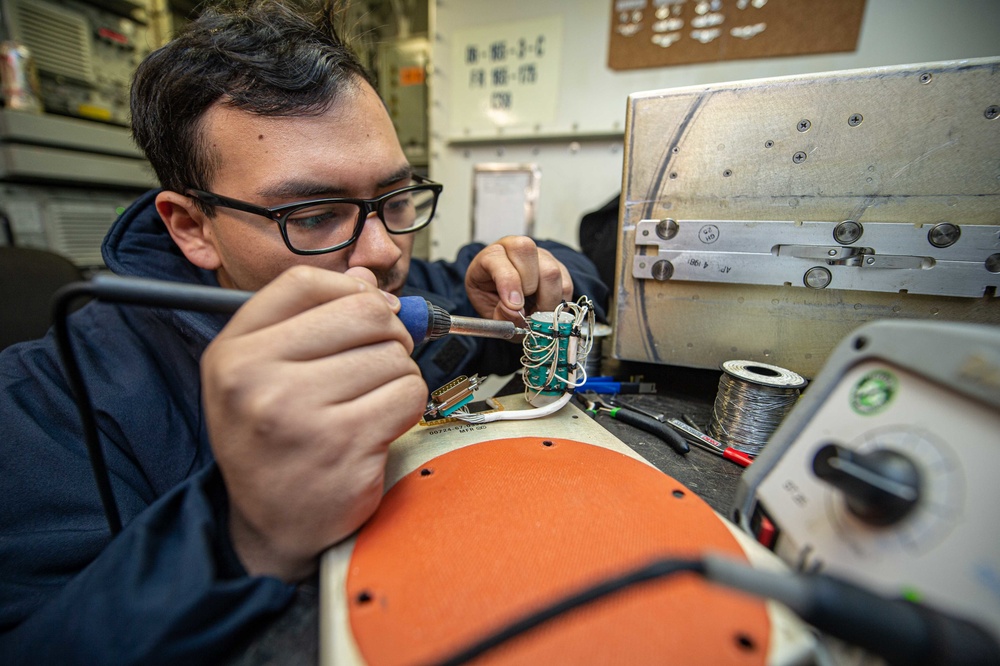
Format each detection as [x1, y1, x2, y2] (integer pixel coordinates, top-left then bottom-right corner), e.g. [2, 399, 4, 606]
[608, 0, 867, 71]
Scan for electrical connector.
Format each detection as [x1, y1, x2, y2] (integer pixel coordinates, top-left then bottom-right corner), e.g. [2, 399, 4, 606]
[424, 374, 481, 420]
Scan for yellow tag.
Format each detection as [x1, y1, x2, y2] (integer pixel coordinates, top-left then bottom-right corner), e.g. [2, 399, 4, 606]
[77, 104, 113, 121]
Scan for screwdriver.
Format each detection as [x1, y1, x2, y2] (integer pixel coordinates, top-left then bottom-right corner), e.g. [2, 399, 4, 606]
[85, 275, 530, 345]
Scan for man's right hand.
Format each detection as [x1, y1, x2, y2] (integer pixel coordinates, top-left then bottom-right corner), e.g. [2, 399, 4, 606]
[200, 265, 427, 582]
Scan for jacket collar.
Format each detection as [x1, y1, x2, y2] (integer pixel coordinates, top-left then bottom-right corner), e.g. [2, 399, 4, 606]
[101, 189, 229, 343]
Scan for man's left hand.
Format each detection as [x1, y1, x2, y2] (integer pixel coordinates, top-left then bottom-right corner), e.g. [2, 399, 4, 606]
[465, 236, 574, 323]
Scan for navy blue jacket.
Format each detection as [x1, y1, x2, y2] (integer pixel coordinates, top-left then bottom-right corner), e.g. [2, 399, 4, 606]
[0, 190, 607, 664]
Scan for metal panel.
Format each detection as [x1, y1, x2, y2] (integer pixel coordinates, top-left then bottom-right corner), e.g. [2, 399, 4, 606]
[0, 183, 145, 267]
[0, 144, 156, 187]
[8, 0, 94, 84]
[613, 57, 1000, 377]
[0, 109, 144, 158]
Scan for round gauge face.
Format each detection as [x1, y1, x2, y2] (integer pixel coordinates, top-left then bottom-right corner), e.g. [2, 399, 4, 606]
[823, 424, 965, 558]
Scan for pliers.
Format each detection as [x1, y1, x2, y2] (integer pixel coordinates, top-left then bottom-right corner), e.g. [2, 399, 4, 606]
[576, 392, 689, 455]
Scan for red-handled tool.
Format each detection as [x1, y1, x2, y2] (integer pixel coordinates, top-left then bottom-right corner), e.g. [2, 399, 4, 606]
[666, 418, 753, 467]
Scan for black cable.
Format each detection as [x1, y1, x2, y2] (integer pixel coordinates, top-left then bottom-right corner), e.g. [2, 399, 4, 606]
[431, 553, 1000, 666]
[433, 557, 704, 666]
[53, 282, 122, 535]
[51, 275, 254, 537]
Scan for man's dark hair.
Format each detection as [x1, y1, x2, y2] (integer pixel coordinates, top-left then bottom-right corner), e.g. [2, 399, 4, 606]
[130, 0, 374, 202]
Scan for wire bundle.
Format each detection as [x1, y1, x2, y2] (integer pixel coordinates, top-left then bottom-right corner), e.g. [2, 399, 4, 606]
[707, 360, 806, 456]
[520, 297, 595, 406]
[452, 297, 595, 423]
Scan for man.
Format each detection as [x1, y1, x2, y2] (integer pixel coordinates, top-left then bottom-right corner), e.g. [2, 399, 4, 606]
[0, 1, 607, 663]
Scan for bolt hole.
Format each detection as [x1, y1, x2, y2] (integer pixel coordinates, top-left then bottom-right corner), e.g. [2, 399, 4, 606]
[356, 591, 373, 604]
[669, 172, 678, 179]
[672, 489, 685, 498]
[735, 634, 756, 651]
[542, 440, 554, 447]
[853, 335, 868, 351]
[420, 468, 433, 477]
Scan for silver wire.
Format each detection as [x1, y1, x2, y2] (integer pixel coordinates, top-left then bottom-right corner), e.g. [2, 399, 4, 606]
[707, 372, 802, 455]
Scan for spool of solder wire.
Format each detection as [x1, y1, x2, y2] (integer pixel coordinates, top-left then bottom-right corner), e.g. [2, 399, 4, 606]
[708, 360, 807, 456]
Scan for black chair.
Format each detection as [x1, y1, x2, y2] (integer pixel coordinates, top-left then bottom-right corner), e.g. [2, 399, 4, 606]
[0, 244, 85, 350]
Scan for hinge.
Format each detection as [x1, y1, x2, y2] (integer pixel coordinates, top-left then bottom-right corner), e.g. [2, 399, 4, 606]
[632, 219, 1000, 298]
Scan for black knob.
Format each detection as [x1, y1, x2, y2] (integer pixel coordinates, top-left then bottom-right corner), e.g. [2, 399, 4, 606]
[812, 443, 921, 526]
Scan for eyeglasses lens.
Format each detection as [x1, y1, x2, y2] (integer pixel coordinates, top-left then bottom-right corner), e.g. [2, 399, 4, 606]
[283, 184, 437, 252]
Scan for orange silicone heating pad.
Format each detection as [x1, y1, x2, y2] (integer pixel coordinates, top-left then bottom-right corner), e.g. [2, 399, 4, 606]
[346, 437, 770, 665]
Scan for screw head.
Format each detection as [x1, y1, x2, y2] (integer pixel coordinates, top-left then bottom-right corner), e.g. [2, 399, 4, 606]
[651, 260, 674, 281]
[833, 220, 863, 244]
[919, 72, 933, 84]
[928, 222, 961, 248]
[655, 218, 679, 240]
[792, 151, 807, 164]
[985, 105, 1000, 120]
[764, 140, 774, 148]
[804, 266, 832, 289]
[797, 119, 811, 132]
[723, 169, 733, 177]
[848, 113, 864, 126]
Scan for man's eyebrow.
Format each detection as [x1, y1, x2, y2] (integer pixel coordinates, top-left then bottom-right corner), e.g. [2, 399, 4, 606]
[257, 165, 413, 201]
[376, 165, 413, 189]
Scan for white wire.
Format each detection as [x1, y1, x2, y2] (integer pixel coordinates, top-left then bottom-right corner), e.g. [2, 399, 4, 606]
[520, 296, 595, 401]
[454, 392, 573, 423]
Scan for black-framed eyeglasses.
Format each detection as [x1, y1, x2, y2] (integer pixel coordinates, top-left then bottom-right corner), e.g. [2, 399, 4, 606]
[185, 175, 443, 255]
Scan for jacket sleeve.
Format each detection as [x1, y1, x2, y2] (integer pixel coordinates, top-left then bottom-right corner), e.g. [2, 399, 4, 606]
[0, 319, 296, 665]
[0, 465, 296, 665]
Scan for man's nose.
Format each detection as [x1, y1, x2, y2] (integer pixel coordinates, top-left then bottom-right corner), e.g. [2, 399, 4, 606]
[347, 211, 402, 268]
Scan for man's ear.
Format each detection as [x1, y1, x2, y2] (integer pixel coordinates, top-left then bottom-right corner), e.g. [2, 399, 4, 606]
[155, 190, 222, 271]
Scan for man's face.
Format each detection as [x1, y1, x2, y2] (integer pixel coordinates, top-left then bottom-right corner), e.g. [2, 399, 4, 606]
[193, 80, 415, 294]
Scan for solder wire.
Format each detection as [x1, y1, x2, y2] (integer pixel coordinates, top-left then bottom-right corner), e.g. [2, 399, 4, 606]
[707, 362, 805, 456]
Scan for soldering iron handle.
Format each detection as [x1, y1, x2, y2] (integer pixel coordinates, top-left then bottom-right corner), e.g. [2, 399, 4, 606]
[610, 408, 690, 455]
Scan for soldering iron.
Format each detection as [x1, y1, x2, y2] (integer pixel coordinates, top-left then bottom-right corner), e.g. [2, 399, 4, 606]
[72, 274, 530, 346]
